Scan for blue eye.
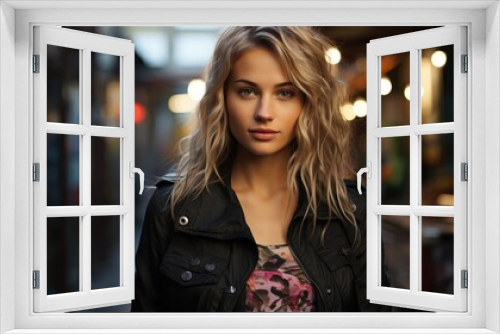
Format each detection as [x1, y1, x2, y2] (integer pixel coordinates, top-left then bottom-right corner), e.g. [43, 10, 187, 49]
[278, 90, 295, 98]
[238, 88, 255, 96]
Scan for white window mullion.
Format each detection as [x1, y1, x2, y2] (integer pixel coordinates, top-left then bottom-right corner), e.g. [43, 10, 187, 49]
[122, 43, 135, 296]
[82, 47, 92, 296]
[119, 55, 125, 288]
[46, 123, 130, 137]
[78, 48, 84, 294]
[366, 42, 380, 295]
[409, 47, 420, 295]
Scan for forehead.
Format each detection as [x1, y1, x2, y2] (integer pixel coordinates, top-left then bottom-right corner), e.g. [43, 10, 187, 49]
[230, 47, 289, 83]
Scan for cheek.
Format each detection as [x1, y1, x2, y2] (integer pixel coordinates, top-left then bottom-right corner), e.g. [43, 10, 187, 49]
[287, 106, 303, 131]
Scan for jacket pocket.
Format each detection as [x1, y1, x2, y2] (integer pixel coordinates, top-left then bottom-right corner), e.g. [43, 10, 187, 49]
[159, 233, 230, 288]
[315, 246, 351, 272]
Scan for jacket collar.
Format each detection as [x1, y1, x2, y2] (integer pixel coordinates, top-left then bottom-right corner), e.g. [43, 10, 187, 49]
[173, 160, 335, 240]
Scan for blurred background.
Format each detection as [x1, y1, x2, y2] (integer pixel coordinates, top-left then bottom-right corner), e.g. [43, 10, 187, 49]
[45, 26, 454, 312]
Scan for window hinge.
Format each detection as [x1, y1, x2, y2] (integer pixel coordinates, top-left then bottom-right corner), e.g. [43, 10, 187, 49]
[461, 54, 468, 73]
[461, 162, 468, 181]
[461, 270, 468, 289]
[33, 54, 40, 73]
[33, 163, 40, 182]
[33, 270, 40, 289]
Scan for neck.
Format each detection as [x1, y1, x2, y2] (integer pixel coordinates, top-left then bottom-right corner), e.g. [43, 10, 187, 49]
[230, 146, 292, 197]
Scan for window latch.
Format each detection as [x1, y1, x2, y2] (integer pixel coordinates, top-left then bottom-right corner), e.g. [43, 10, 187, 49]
[461, 270, 468, 289]
[33, 54, 40, 73]
[461, 163, 468, 181]
[461, 54, 468, 73]
[129, 162, 144, 195]
[357, 161, 371, 195]
[33, 163, 40, 182]
[33, 270, 40, 289]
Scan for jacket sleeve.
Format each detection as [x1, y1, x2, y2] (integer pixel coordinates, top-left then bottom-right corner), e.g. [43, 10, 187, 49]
[343, 180, 392, 312]
[130, 181, 174, 312]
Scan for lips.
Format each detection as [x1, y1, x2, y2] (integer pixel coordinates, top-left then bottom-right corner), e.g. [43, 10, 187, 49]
[249, 129, 279, 140]
[249, 128, 279, 134]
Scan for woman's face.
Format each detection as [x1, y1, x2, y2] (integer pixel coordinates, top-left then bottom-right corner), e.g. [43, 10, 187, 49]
[225, 47, 304, 158]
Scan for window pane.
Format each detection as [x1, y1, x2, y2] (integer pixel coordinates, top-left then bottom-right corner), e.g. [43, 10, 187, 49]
[421, 133, 454, 206]
[422, 216, 454, 294]
[421, 45, 454, 124]
[91, 216, 120, 290]
[47, 45, 80, 124]
[381, 215, 410, 290]
[91, 137, 120, 205]
[47, 217, 80, 295]
[47, 134, 80, 206]
[91, 52, 120, 127]
[381, 52, 410, 127]
[381, 136, 410, 205]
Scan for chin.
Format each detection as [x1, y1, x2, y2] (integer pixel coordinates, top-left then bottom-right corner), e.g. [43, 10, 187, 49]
[241, 144, 290, 158]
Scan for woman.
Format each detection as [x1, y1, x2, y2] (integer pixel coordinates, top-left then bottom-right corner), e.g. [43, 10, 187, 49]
[131, 26, 390, 312]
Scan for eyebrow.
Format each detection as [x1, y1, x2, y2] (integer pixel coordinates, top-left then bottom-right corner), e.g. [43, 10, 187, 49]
[233, 79, 294, 88]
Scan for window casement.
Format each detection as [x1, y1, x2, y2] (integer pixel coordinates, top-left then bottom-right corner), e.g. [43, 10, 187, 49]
[2, 2, 498, 334]
[362, 26, 468, 312]
[33, 26, 138, 312]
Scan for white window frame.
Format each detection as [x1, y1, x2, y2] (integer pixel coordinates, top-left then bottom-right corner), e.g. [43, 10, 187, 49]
[365, 26, 468, 312]
[0, 1, 499, 333]
[33, 25, 136, 312]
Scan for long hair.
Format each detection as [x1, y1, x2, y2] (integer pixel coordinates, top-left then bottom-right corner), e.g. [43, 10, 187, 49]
[168, 26, 358, 243]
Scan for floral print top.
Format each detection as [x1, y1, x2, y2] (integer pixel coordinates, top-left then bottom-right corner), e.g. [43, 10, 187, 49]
[245, 244, 315, 312]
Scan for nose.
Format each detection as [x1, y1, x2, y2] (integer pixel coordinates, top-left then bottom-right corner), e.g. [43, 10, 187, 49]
[254, 95, 274, 122]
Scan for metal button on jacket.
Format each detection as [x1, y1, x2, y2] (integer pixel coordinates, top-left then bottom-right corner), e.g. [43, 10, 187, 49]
[228, 285, 237, 294]
[189, 257, 201, 266]
[204, 263, 216, 272]
[178, 216, 189, 226]
[181, 270, 193, 282]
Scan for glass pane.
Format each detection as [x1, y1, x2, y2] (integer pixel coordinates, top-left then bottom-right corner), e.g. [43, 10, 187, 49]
[421, 216, 454, 294]
[421, 45, 454, 124]
[381, 215, 410, 289]
[91, 52, 121, 127]
[91, 137, 120, 205]
[381, 136, 410, 205]
[421, 133, 454, 206]
[91, 216, 120, 290]
[381, 52, 410, 127]
[47, 134, 79, 206]
[47, 45, 80, 124]
[47, 217, 80, 295]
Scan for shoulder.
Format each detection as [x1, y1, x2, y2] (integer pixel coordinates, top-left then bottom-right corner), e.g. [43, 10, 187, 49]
[343, 179, 366, 222]
[341, 179, 367, 250]
[147, 173, 180, 211]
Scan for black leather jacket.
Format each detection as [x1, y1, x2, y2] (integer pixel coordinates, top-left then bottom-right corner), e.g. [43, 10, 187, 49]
[131, 172, 391, 312]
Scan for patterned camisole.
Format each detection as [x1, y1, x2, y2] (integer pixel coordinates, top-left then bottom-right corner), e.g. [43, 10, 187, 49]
[245, 244, 315, 312]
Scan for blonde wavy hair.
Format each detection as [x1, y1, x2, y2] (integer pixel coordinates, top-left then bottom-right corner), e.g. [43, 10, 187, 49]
[168, 26, 358, 243]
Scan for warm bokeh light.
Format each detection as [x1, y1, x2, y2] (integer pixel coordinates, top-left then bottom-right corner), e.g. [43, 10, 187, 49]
[431, 50, 447, 68]
[381, 77, 392, 95]
[353, 99, 367, 117]
[341, 103, 356, 121]
[168, 94, 197, 113]
[187, 79, 206, 100]
[134, 102, 146, 123]
[404, 85, 425, 101]
[436, 194, 454, 206]
[325, 47, 342, 65]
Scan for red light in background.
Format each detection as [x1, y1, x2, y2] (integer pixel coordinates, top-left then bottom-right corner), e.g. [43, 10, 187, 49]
[135, 102, 146, 124]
